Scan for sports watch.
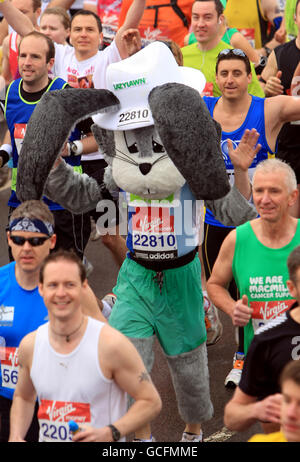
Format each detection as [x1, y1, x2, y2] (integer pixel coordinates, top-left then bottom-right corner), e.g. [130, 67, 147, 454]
[69, 141, 80, 155]
[108, 424, 121, 441]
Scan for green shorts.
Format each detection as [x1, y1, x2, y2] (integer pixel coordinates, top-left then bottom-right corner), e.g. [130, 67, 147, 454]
[109, 255, 207, 356]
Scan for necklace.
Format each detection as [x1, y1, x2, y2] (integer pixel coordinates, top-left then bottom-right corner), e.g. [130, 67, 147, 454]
[51, 317, 85, 342]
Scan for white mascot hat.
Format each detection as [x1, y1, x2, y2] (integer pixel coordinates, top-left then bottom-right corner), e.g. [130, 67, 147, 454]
[93, 41, 206, 131]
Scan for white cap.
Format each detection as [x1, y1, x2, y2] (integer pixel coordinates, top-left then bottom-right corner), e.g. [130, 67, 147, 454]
[93, 41, 206, 131]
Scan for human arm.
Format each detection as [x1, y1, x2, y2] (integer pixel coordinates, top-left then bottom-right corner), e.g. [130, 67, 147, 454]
[227, 128, 261, 200]
[8, 333, 37, 442]
[83, 0, 97, 13]
[121, 28, 142, 57]
[1, 35, 12, 85]
[260, 50, 283, 96]
[47, 0, 75, 8]
[60, 133, 99, 157]
[0, 18, 8, 45]
[230, 31, 260, 67]
[114, 0, 145, 58]
[224, 387, 282, 432]
[256, 0, 284, 54]
[265, 92, 300, 149]
[81, 284, 107, 323]
[0, 130, 12, 168]
[72, 325, 162, 441]
[274, 15, 286, 43]
[0, 0, 34, 37]
[206, 230, 253, 325]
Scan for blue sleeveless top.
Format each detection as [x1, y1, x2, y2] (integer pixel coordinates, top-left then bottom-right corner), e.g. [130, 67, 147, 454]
[0, 262, 48, 400]
[203, 95, 274, 227]
[5, 77, 81, 210]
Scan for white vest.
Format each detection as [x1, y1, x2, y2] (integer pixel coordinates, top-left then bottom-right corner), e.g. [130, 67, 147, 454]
[30, 317, 127, 442]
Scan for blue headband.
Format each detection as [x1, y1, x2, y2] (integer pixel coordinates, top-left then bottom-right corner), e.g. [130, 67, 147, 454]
[9, 217, 54, 236]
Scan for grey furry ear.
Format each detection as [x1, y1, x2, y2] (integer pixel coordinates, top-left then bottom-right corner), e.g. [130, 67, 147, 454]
[16, 88, 120, 202]
[91, 124, 115, 166]
[148, 83, 230, 200]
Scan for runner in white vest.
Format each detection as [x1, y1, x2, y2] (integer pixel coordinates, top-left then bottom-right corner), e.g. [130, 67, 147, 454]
[8, 250, 161, 442]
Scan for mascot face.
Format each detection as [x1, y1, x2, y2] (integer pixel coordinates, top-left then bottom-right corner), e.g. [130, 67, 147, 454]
[112, 126, 185, 199]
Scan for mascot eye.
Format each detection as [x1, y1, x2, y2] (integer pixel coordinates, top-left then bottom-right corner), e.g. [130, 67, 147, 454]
[127, 142, 139, 154]
[152, 140, 165, 153]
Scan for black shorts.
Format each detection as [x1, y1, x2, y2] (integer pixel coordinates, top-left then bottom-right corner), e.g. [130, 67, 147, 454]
[52, 208, 91, 259]
[0, 395, 39, 442]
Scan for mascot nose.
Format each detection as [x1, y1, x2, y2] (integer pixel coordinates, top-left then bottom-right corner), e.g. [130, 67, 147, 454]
[139, 163, 152, 175]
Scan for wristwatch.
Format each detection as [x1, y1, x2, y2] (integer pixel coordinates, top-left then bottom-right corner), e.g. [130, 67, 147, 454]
[69, 141, 79, 155]
[256, 55, 268, 68]
[263, 46, 272, 57]
[108, 424, 121, 441]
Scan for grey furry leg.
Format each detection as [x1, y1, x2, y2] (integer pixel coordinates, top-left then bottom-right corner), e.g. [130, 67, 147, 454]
[127, 336, 155, 409]
[165, 343, 214, 424]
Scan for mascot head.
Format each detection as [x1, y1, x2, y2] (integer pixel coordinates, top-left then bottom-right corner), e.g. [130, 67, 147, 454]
[16, 42, 230, 202]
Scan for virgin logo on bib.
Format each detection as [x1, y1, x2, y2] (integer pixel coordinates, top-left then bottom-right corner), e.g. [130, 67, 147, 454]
[38, 399, 91, 442]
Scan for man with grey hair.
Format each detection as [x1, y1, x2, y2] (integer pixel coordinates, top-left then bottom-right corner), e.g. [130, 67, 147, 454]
[207, 158, 300, 388]
[223, 245, 300, 435]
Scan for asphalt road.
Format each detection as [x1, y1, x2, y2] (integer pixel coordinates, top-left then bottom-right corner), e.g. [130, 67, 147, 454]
[0, 181, 260, 444]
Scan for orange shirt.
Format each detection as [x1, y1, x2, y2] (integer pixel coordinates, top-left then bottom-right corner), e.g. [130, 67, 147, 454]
[118, 0, 193, 47]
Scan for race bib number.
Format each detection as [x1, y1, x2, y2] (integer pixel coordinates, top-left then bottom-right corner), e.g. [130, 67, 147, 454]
[132, 206, 178, 260]
[118, 108, 150, 128]
[0, 346, 19, 390]
[250, 299, 295, 332]
[38, 400, 91, 442]
[14, 123, 27, 155]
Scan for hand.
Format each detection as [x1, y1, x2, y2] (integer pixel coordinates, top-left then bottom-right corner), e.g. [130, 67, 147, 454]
[274, 27, 286, 44]
[72, 425, 113, 442]
[232, 294, 253, 327]
[60, 142, 70, 158]
[122, 28, 142, 57]
[227, 129, 261, 171]
[254, 393, 282, 424]
[265, 71, 284, 96]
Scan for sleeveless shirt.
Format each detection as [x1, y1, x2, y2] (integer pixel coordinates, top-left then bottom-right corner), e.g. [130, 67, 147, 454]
[30, 318, 127, 442]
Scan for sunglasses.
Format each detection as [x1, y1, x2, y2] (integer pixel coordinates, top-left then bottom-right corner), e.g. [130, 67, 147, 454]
[218, 48, 247, 58]
[10, 235, 50, 247]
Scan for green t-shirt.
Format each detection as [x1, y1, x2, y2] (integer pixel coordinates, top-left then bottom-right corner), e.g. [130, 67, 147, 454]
[188, 27, 239, 45]
[232, 220, 300, 354]
[181, 41, 265, 98]
[285, 0, 298, 39]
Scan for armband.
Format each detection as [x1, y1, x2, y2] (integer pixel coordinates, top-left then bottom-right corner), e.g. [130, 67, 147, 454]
[259, 76, 266, 84]
[68, 140, 83, 156]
